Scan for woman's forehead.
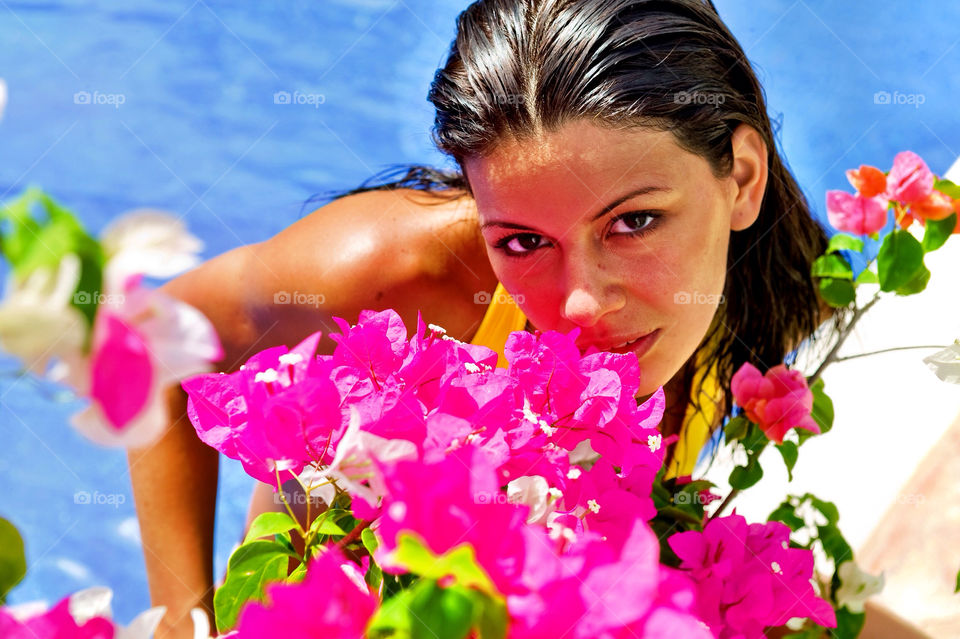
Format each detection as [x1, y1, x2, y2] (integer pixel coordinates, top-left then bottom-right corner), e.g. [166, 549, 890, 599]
[465, 122, 698, 217]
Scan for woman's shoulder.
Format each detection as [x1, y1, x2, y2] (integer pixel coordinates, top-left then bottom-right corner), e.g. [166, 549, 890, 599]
[249, 188, 498, 343]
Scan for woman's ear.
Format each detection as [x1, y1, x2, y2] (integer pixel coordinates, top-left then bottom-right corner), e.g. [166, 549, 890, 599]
[728, 123, 769, 232]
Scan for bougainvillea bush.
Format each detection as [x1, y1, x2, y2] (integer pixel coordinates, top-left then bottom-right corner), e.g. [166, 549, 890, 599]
[3, 145, 959, 637]
[180, 311, 837, 638]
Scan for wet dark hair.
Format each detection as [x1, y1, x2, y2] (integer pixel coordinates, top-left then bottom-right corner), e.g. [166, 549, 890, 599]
[330, 0, 843, 458]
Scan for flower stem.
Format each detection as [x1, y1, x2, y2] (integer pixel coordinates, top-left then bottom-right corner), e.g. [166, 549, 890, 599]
[832, 344, 948, 363]
[337, 519, 373, 551]
[710, 488, 739, 520]
[807, 291, 882, 387]
[713, 293, 885, 521]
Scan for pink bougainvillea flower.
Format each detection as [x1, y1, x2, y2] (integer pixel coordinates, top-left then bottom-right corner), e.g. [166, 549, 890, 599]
[0, 598, 114, 639]
[669, 515, 835, 637]
[886, 150, 934, 204]
[556, 457, 660, 548]
[0, 586, 168, 639]
[56, 275, 222, 448]
[730, 362, 819, 444]
[503, 329, 666, 475]
[825, 190, 888, 235]
[508, 516, 711, 639]
[233, 547, 377, 638]
[374, 445, 530, 596]
[182, 330, 347, 486]
[89, 314, 153, 430]
[845, 164, 887, 198]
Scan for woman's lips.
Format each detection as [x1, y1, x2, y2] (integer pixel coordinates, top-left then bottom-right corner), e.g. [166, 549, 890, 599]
[606, 329, 661, 358]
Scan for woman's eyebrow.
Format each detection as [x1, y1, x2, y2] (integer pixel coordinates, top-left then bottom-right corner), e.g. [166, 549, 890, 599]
[480, 184, 671, 230]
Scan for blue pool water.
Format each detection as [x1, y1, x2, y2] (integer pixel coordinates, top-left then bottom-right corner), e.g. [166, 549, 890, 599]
[1, 0, 957, 624]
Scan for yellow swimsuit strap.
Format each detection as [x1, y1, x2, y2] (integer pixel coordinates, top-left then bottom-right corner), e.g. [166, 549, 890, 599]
[468, 282, 720, 477]
[469, 282, 529, 369]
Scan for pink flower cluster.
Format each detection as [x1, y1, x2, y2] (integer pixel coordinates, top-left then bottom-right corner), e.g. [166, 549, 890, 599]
[730, 363, 819, 444]
[826, 151, 959, 235]
[670, 515, 836, 637]
[182, 309, 664, 494]
[182, 309, 835, 637]
[374, 446, 711, 638]
[0, 597, 114, 639]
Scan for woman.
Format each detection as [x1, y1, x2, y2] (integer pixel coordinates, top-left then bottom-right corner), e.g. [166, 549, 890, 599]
[129, 1, 847, 636]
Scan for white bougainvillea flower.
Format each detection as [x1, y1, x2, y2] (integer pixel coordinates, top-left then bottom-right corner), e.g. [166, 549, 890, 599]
[835, 561, 885, 613]
[0, 253, 86, 375]
[923, 340, 960, 384]
[53, 275, 222, 447]
[506, 475, 554, 525]
[99, 209, 204, 289]
[299, 406, 417, 508]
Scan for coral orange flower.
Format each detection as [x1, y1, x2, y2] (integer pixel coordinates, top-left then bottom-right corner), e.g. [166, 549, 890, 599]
[845, 164, 887, 198]
[910, 190, 954, 221]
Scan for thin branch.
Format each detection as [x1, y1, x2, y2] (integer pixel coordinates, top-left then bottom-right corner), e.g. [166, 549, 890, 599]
[807, 291, 883, 387]
[833, 344, 948, 363]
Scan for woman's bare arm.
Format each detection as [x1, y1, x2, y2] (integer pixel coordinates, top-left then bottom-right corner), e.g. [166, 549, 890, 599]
[125, 188, 490, 638]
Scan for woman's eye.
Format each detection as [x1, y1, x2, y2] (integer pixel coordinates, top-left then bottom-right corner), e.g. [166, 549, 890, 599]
[610, 212, 659, 236]
[494, 233, 548, 256]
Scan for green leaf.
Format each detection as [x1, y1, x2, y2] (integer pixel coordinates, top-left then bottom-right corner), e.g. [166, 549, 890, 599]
[818, 524, 853, 565]
[471, 591, 509, 639]
[807, 494, 840, 525]
[391, 533, 497, 597]
[934, 177, 960, 199]
[894, 262, 930, 296]
[818, 277, 856, 308]
[833, 607, 867, 639]
[308, 508, 349, 538]
[811, 253, 854, 280]
[361, 527, 380, 555]
[877, 229, 924, 292]
[0, 189, 106, 332]
[826, 234, 864, 254]
[809, 378, 834, 436]
[776, 441, 799, 481]
[214, 540, 293, 632]
[854, 268, 879, 285]
[729, 460, 763, 490]
[287, 562, 307, 584]
[768, 503, 805, 532]
[243, 512, 298, 544]
[0, 517, 27, 604]
[955, 568, 960, 594]
[922, 213, 957, 253]
[724, 416, 749, 442]
[368, 580, 475, 639]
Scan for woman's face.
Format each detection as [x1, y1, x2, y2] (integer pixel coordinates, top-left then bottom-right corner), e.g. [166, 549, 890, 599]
[466, 120, 765, 397]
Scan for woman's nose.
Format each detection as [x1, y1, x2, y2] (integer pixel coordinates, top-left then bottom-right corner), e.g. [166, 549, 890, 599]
[561, 269, 625, 328]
